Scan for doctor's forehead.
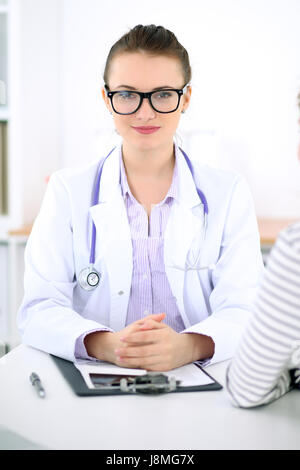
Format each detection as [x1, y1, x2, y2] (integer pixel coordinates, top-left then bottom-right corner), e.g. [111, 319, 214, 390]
[107, 52, 185, 90]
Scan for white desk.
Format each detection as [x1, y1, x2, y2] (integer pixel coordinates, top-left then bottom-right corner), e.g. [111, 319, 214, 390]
[0, 344, 299, 450]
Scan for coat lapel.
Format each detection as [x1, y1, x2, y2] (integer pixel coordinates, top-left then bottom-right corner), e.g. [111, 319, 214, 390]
[164, 147, 204, 327]
[89, 147, 133, 331]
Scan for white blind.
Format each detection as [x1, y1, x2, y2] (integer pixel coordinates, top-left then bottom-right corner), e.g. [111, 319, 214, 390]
[0, 121, 7, 214]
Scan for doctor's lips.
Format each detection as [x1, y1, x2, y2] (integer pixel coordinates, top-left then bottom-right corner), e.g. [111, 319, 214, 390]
[132, 126, 161, 134]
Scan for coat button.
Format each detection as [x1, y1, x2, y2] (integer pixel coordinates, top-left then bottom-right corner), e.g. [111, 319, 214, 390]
[118, 291, 124, 296]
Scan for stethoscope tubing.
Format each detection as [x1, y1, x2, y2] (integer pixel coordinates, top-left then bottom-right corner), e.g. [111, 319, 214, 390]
[89, 146, 116, 265]
[179, 148, 208, 216]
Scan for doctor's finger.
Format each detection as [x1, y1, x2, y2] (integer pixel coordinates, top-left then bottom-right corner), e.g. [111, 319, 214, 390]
[121, 327, 164, 345]
[120, 319, 152, 336]
[116, 343, 159, 360]
[139, 318, 169, 331]
[120, 319, 166, 342]
[141, 313, 166, 324]
[116, 353, 165, 370]
[119, 352, 174, 371]
[122, 314, 165, 335]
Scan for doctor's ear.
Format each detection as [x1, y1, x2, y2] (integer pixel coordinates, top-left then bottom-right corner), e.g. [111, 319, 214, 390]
[181, 85, 192, 114]
[101, 87, 112, 114]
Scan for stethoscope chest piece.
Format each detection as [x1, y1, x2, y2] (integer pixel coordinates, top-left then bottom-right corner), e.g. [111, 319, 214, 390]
[78, 265, 101, 291]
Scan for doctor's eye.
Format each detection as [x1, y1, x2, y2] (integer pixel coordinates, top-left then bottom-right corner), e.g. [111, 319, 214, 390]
[116, 91, 138, 101]
[154, 90, 173, 100]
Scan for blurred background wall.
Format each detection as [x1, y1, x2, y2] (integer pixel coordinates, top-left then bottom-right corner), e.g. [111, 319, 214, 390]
[1, 0, 300, 229]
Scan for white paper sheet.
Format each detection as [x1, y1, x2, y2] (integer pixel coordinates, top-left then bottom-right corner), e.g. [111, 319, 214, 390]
[74, 359, 214, 390]
[162, 363, 214, 387]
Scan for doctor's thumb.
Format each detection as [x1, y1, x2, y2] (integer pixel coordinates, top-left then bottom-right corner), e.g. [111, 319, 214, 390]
[145, 313, 166, 323]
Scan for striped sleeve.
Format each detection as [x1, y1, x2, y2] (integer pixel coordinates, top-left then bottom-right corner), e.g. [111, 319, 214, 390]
[226, 222, 300, 408]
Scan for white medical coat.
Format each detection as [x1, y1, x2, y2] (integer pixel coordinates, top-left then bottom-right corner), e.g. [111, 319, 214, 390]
[17, 145, 264, 364]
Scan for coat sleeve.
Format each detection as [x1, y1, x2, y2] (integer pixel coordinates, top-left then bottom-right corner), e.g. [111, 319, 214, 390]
[17, 171, 112, 361]
[183, 176, 265, 365]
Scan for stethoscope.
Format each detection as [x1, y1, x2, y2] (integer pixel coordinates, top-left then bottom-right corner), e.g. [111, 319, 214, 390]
[78, 147, 213, 291]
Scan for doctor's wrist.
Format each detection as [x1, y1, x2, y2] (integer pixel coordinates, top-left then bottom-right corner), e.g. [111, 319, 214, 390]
[84, 331, 115, 361]
[185, 333, 215, 362]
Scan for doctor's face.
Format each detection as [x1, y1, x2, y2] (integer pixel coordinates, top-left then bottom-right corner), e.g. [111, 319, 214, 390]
[102, 52, 191, 153]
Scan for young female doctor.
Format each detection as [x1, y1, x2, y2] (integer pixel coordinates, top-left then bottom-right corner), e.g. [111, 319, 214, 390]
[17, 24, 264, 371]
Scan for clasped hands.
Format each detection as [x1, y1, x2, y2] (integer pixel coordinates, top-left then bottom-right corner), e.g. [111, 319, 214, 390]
[84, 313, 214, 372]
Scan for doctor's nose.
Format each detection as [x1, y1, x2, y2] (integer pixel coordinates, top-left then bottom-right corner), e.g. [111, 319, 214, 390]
[135, 97, 156, 120]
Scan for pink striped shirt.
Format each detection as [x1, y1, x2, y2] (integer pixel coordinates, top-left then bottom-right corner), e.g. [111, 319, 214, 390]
[75, 147, 185, 359]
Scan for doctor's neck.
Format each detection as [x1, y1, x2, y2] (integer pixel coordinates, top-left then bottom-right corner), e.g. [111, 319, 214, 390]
[121, 140, 175, 179]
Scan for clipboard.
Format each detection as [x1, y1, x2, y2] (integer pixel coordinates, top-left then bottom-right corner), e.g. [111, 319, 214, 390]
[51, 355, 223, 396]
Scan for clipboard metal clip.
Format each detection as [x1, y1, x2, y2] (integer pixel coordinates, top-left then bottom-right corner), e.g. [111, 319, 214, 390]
[120, 372, 179, 394]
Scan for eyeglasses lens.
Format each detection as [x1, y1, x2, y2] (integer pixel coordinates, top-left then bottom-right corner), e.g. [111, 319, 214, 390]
[113, 92, 139, 114]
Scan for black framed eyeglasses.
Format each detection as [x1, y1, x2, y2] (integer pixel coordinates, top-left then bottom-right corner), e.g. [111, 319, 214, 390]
[105, 85, 188, 115]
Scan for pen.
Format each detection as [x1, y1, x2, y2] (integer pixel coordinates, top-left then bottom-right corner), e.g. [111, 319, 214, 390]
[30, 372, 46, 398]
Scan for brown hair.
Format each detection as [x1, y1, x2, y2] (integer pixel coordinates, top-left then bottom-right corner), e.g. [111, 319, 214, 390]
[103, 24, 192, 88]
